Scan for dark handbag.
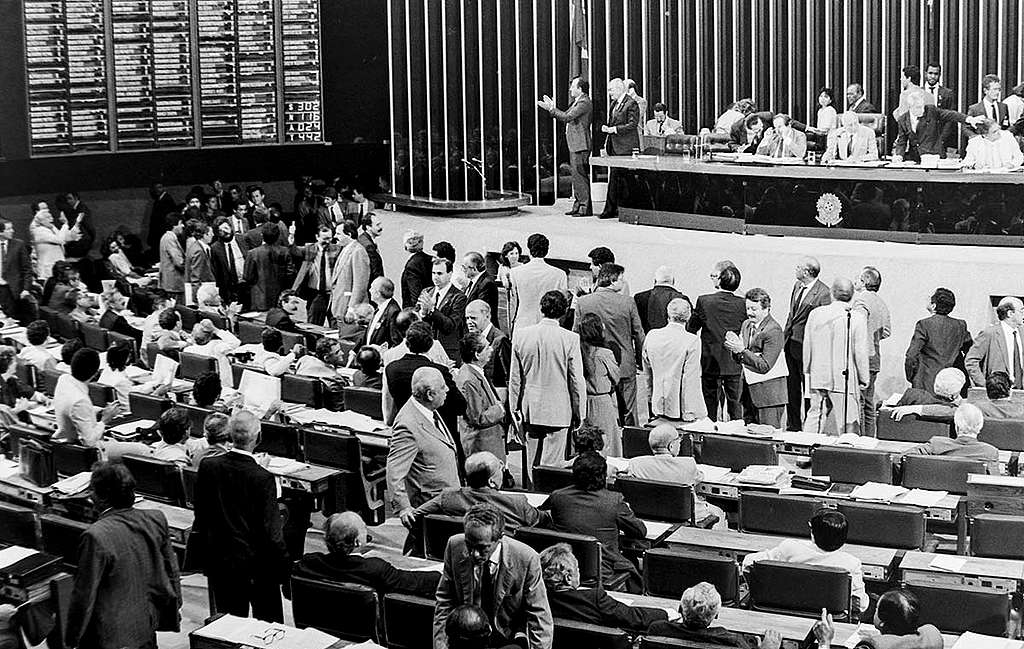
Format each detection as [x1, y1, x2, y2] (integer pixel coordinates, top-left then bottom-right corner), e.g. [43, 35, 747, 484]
[19, 438, 56, 487]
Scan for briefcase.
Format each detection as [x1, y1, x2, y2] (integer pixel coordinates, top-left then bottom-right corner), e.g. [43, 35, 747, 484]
[19, 439, 56, 488]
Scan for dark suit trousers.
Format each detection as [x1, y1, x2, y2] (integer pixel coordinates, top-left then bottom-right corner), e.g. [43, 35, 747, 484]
[570, 150, 591, 210]
[701, 374, 742, 421]
[209, 571, 283, 622]
[304, 289, 331, 326]
[741, 385, 784, 428]
[785, 340, 806, 431]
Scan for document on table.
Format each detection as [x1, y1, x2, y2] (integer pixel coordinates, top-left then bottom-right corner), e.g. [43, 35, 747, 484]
[696, 464, 733, 483]
[0, 546, 39, 570]
[928, 554, 968, 572]
[952, 631, 1024, 649]
[238, 370, 282, 417]
[109, 419, 156, 435]
[52, 471, 92, 495]
[849, 482, 908, 502]
[195, 614, 339, 649]
[899, 488, 948, 507]
[644, 520, 675, 540]
[151, 355, 178, 386]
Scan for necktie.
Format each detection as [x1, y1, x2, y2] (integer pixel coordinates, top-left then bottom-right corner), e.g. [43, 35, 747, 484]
[318, 244, 328, 292]
[846, 135, 853, 159]
[480, 561, 495, 619]
[991, 103, 998, 121]
[1014, 331, 1023, 389]
[227, 241, 237, 279]
[433, 412, 452, 445]
[794, 285, 807, 313]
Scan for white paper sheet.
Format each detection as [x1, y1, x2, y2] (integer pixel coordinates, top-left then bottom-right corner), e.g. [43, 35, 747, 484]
[696, 464, 733, 483]
[150, 355, 179, 386]
[0, 546, 38, 570]
[849, 482, 908, 502]
[195, 614, 339, 649]
[898, 489, 948, 507]
[953, 631, 1024, 649]
[52, 471, 92, 495]
[644, 521, 675, 540]
[929, 554, 968, 572]
[409, 564, 443, 573]
[109, 419, 156, 435]
[238, 370, 282, 417]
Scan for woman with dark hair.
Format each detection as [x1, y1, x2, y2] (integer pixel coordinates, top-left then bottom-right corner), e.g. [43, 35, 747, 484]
[578, 313, 621, 456]
[497, 241, 523, 329]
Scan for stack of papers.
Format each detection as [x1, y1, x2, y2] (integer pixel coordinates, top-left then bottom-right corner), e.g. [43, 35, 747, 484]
[264, 457, 306, 475]
[716, 420, 746, 435]
[849, 482, 908, 502]
[195, 614, 338, 649]
[736, 465, 787, 485]
[683, 418, 716, 433]
[831, 433, 879, 449]
[779, 431, 827, 446]
[898, 489, 948, 507]
[0, 546, 38, 569]
[696, 464, 733, 483]
[952, 631, 1024, 649]
[289, 409, 387, 432]
[52, 471, 91, 495]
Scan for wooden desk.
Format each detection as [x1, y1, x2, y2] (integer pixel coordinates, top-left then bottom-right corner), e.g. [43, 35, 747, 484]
[0, 473, 52, 507]
[899, 550, 1024, 592]
[265, 461, 341, 496]
[665, 527, 899, 583]
[136, 499, 194, 544]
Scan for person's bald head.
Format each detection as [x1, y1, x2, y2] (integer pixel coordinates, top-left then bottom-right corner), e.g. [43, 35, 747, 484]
[608, 78, 626, 100]
[653, 265, 674, 286]
[997, 296, 1024, 327]
[403, 230, 424, 252]
[324, 511, 367, 556]
[370, 276, 395, 302]
[648, 424, 680, 454]
[465, 299, 492, 334]
[465, 451, 502, 488]
[411, 366, 448, 410]
[831, 277, 854, 302]
[666, 297, 691, 325]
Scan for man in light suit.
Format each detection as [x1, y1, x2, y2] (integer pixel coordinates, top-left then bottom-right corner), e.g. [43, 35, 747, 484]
[966, 74, 1012, 138]
[366, 276, 402, 348]
[508, 233, 567, 331]
[539, 76, 593, 216]
[291, 224, 341, 325]
[803, 278, 870, 435]
[455, 333, 507, 461]
[643, 102, 683, 136]
[330, 227, 371, 322]
[434, 504, 553, 649]
[821, 112, 879, 163]
[419, 257, 468, 364]
[644, 298, 706, 423]
[388, 367, 462, 534]
[756, 113, 808, 158]
[184, 220, 215, 301]
[599, 78, 641, 220]
[159, 213, 186, 303]
[462, 251, 499, 328]
[509, 290, 585, 477]
[725, 288, 787, 428]
[784, 257, 832, 431]
[965, 296, 1024, 388]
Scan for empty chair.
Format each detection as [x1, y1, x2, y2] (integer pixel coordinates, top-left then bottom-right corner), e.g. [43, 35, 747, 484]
[747, 561, 851, 619]
[643, 548, 740, 604]
[87, 382, 114, 407]
[128, 391, 173, 422]
[236, 320, 264, 344]
[531, 466, 574, 493]
[255, 421, 302, 460]
[877, 409, 951, 442]
[904, 578, 1011, 635]
[834, 501, 927, 550]
[180, 404, 214, 439]
[552, 619, 630, 649]
[303, 429, 385, 523]
[282, 373, 324, 408]
[514, 527, 602, 588]
[422, 514, 466, 561]
[622, 426, 653, 459]
[901, 455, 987, 495]
[39, 514, 89, 569]
[80, 322, 108, 351]
[343, 386, 384, 420]
[698, 434, 777, 471]
[52, 442, 101, 478]
[179, 352, 217, 381]
[0, 501, 37, 547]
[615, 476, 695, 524]
[811, 446, 894, 485]
[290, 576, 380, 642]
[384, 593, 435, 649]
[121, 455, 186, 506]
[978, 418, 1024, 451]
[971, 514, 1024, 559]
[738, 492, 821, 537]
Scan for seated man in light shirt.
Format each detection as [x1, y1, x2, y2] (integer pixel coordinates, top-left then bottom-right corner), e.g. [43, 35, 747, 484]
[53, 348, 123, 447]
[756, 113, 808, 159]
[822, 112, 879, 163]
[621, 424, 726, 528]
[963, 117, 1024, 170]
[644, 102, 684, 137]
[742, 508, 867, 616]
[18, 320, 57, 373]
[183, 319, 240, 388]
[233, 327, 301, 377]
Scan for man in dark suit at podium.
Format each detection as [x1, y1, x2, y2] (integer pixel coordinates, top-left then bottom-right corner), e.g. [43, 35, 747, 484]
[598, 78, 640, 220]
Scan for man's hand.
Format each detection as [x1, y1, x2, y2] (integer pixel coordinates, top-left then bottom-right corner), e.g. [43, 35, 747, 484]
[891, 154, 904, 163]
[723, 331, 744, 354]
[601, 125, 616, 134]
[761, 629, 783, 649]
[811, 609, 835, 647]
[889, 405, 923, 421]
[399, 508, 417, 529]
[966, 115, 986, 127]
[100, 402, 123, 424]
[12, 397, 31, 415]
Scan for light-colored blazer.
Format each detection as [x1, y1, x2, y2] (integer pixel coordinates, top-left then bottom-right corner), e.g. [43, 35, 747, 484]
[31, 222, 68, 281]
[509, 319, 585, 428]
[736, 315, 788, 408]
[330, 239, 370, 319]
[643, 322, 706, 420]
[509, 258, 567, 331]
[822, 125, 879, 162]
[643, 116, 683, 136]
[158, 230, 184, 292]
[755, 127, 808, 158]
[386, 399, 460, 512]
[803, 302, 870, 393]
[455, 363, 506, 460]
[434, 535, 552, 649]
[965, 323, 1024, 388]
[184, 238, 214, 288]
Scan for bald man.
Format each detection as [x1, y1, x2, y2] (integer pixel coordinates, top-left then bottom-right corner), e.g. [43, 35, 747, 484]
[802, 278, 871, 435]
[294, 511, 439, 596]
[366, 276, 402, 347]
[387, 367, 462, 547]
[466, 299, 511, 392]
[634, 266, 688, 333]
[598, 77, 641, 220]
[402, 230, 434, 308]
[965, 296, 1024, 388]
[784, 257, 831, 431]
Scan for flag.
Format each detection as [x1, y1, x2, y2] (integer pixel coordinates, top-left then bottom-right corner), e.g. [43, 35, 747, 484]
[570, 0, 588, 78]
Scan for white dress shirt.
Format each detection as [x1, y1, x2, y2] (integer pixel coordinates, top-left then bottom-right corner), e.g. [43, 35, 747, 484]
[1001, 321, 1024, 382]
[53, 374, 104, 446]
[963, 131, 1024, 169]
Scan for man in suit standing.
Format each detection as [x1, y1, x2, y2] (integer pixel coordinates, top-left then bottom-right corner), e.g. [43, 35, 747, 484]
[388, 367, 462, 530]
[194, 410, 290, 621]
[905, 288, 973, 392]
[853, 267, 891, 437]
[845, 83, 877, 113]
[509, 290, 585, 476]
[966, 74, 1012, 139]
[0, 219, 34, 323]
[466, 300, 511, 394]
[643, 298, 706, 423]
[634, 265, 688, 333]
[159, 213, 186, 304]
[598, 77, 640, 220]
[508, 233, 567, 331]
[538, 76, 593, 216]
[893, 90, 981, 162]
[401, 230, 433, 308]
[965, 296, 1024, 388]
[357, 212, 385, 287]
[924, 64, 956, 109]
[803, 278, 870, 436]
[688, 262, 746, 421]
[290, 224, 341, 325]
[184, 220, 215, 301]
[462, 252, 499, 327]
[434, 504, 553, 649]
[821, 112, 879, 162]
[210, 216, 249, 308]
[419, 257, 468, 364]
[66, 462, 181, 649]
[366, 276, 402, 348]
[574, 263, 645, 425]
[725, 288, 787, 428]
[330, 226, 371, 323]
[243, 222, 290, 311]
[784, 257, 832, 431]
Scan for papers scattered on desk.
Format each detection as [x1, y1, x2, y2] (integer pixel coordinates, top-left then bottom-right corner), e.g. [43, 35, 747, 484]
[195, 614, 339, 649]
[716, 420, 747, 435]
[849, 482, 908, 503]
[779, 431, 827, 446]
[264, 456, 306, 475]
[109, 419, 156, 435]
[830, 433, 879, 449]
[0, 546, 38, 570]
[0, 458, 19, 480]
[499, 491, 547, 508]
[288, 408, 387, 432]
[150, 355, 178, 386]
[736, 465, 787, 485]
[52, 471, 91, 495]
[929, 554, 968, 572]
[898, 489, 948, 507]
[953, 631, 1024, 649]
[644, 521, 675, 540]
[696, 464, 733, 483]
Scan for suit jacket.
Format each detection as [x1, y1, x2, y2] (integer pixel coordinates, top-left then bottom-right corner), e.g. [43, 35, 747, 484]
[484, 325, 512, 389]
[730, 111, 774, 146]
[967, 100, 1012, 136]
[243, 244, 290, 310]
[687, 291, 746, 376]
[644, 116, 683, 136]
[383, 353, 467, 434]
[465, 273, 500, 328]
[803, 302, 870, 392]
[185, 238, 215, 290]
[551, 94, 593, 153]
[965, 323, 1024, 387]
[894, 105, 968, 160]
[925, 85, 956, 109]
[784, 279, 831, 345]
[634, 285, 687, 333]
[367, 297, 402, 347]
[509, 258, 568, 330]
[644, 322, 706, 420]
[293, 551, 439, 597]
[159, 230, 185, 292]
[357, 232, 384, 286]
[99, 308, 142, 343]
[455, 363, 506, 457]
[904, 314, 973, 391]
[735, 315, 787, 407]
[548, 587, 667, 631]
[387, 398, 461, 512]
[414, 486, 549, 529]
[509, 319, 586, 427]
[647, 621, 754, 649]
[421, 285, 468, 363]
[434, 535, 552, 649]
[755, 127, 808, 158]
[402, 250, 434, 308]
[66, 507, 181, 649]
[605, 94, 641, 155]
[331, 240, 371, 319]
[193, 451, 290, 581]
[848, 99, 878, 114]
[210, 236, 248, 303]
[0, 238, 32, 296]
[265, 307, 298, 332]
[574, 287, 645, 376]
[291, 241, 342, 293]
[822, 125, 879, 162]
